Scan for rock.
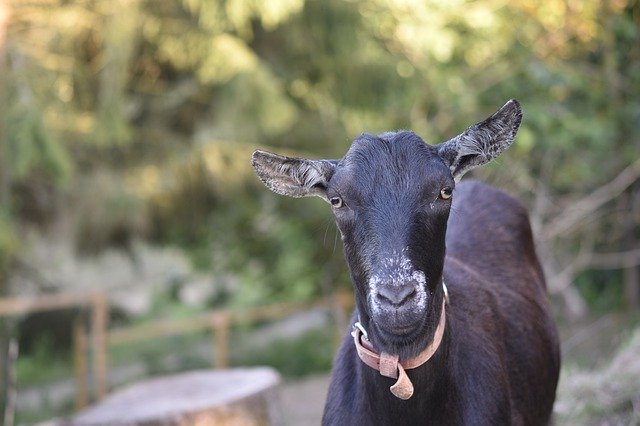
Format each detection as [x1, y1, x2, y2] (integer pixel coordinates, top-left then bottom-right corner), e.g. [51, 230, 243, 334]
[63, 368, 282, 425]
[178, 276, 216, 308]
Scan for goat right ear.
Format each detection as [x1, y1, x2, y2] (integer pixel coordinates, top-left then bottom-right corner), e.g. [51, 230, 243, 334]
[437, 99, 522, 182]
[251, 150, 338, 201]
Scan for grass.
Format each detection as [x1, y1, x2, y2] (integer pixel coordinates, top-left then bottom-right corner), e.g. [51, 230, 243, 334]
[16, 336, 74, 387]
[555, 328, 640, 425]
[232, 327, 335, 378]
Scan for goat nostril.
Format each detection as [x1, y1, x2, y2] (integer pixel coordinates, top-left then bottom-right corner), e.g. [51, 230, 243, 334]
[376, 285, 416, 307]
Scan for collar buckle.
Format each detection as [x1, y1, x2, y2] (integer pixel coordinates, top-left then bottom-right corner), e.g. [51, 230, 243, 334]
[352, 321, 369, 340]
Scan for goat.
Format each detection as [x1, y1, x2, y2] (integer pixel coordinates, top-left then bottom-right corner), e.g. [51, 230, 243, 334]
[251, 100, 560, 425]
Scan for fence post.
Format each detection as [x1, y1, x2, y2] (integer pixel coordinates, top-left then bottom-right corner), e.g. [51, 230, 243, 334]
[91, 293, 109, 400]
[73, 316, 88, 409]
[211, 312, 230, 369]
[3, 338, 18, 426]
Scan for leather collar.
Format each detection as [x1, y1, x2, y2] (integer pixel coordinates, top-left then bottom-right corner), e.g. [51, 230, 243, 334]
[351, 296, 447, 400]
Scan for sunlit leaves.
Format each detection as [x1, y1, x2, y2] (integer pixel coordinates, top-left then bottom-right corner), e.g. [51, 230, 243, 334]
[198, 35, 257, 84]
[212, 67, 298, 140]
[360, 0, 513, 66]
[225, 0, 304, 34]
[180, 0, 303, 36]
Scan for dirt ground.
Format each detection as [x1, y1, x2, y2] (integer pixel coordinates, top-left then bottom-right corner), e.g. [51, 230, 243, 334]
[280, 374, 331, 426]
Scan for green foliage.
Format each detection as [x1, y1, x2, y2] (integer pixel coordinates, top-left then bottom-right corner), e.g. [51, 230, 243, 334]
[212, 67, 298, 141]
[0, 209, 19, 276]
[74, 172, 149, 253]
[14, 399, 74, 426]
[6, 111, 68, 184]
[206, 193, 338, 307]
[2, 0, 639, 309]
[16, 335, 73, 386]
[575, 269, 625, 313]
[233, 327, 334, 378]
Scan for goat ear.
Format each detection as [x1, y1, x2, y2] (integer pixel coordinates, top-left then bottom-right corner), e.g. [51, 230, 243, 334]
[251, 150, 338, 201]
[437, 99, 522, 182]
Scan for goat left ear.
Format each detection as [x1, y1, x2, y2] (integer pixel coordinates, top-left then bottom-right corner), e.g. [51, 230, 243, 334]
[251, 150, 338, 201]
[437, 99, 522, 182]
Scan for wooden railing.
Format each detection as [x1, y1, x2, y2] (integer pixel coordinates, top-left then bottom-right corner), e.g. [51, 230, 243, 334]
[0, 290, 353, 410]
[0, 292, 108, 408]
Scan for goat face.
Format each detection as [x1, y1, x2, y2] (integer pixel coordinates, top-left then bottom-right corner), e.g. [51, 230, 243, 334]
[252, 99, 522, 357]
[326, 132, 452, 351]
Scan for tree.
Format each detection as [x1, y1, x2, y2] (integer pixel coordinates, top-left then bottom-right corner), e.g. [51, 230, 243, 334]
[2, 0, 639, 315]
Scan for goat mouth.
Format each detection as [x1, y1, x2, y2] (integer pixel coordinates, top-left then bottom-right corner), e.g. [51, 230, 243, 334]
[371, 313, 426, 341]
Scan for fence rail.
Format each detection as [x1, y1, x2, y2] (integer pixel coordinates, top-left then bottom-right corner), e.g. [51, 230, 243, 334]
[0, 290, 353, 410]
[0, 292, 108, 407]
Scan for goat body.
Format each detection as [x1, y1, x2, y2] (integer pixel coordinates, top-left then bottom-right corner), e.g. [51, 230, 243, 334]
[324, 180, 559, 425]
[251, 100, 560, 425]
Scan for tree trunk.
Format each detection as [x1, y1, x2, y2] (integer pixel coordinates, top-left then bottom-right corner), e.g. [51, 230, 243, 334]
[0, 2, 11, 420]
[624, 265, 640, 309]
[623, 187, 640, 309]
[65, 368, 282, 426]
[0, 0, 10, 210]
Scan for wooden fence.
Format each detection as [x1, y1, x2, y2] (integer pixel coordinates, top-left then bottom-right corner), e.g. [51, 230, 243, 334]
[0, 292, 108, 409]
[0, 290, 353, 410]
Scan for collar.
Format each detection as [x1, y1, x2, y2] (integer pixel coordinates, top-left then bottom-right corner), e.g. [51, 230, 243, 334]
[351, 283, 448, 400]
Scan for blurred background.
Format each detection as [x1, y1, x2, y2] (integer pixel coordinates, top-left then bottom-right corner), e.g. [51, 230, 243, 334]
[0, 0, 638, 424]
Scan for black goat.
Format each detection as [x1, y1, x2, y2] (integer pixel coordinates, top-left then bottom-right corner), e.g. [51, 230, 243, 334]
[251, 100, 560, 425]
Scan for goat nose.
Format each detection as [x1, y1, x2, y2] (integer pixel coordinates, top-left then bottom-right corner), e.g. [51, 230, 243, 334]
[376, 283, 416, 307]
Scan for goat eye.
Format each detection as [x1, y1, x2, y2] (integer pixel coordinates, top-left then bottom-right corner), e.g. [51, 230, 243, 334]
[439, 187, 453, 200]
[330, 196, 344, 208]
